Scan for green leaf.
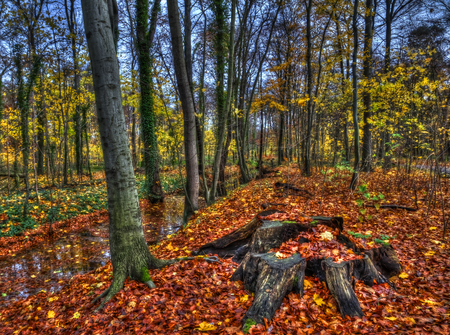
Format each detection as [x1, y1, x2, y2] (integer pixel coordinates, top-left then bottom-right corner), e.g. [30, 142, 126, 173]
[356, 199, 364, 207]
[359, 209, 367, 215]
[378, 193, 385, 200]
[375, 203, 380, 210]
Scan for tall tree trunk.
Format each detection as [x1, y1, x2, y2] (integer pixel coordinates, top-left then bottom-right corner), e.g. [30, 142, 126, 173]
[197, 0, 208, 193]
[303, 0, 313, 176]
[81, 0, 174, 311]
[350, 0, 360, 189]
[361, 0, 374, 172]
[131, 107, 137, 169]
[36, 71, 45, 175]
[383, 0, 392, 169]
[167, 0, 199, 221]
[136, 0, 164, 202]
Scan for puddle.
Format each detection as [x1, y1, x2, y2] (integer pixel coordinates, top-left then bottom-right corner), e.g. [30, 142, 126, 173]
[0, 196, 186, 308]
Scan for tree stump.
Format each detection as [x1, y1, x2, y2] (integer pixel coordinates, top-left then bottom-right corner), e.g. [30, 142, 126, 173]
[231, 253, 306, 327]
[364, 244, 402, 277]
[248, 220, 310, 254]
[322, 258, 364, 318]
[196, 214, 403, 332]
[194, 210, 283, 258]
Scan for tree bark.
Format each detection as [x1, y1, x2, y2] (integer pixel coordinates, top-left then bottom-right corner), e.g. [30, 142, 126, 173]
[303, 0, 313, 176]
[362, 0, 374, 172]
[350, 0, 360, 190]
[167, 0, 199, 222]
[136, 0, 164, 203]
[80, 0, 173, 311]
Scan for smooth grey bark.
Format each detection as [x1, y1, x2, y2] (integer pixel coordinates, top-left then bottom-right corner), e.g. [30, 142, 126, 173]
[80, 0, 173, 311]
[167, 0, 199, 221]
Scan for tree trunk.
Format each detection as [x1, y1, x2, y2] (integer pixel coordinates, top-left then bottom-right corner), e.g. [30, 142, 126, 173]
[81, 0, 173, 311]
[303, 0, 313, 176]
[36, 71, 45, 175]
[350, 0, 360, 190]
[136, 0, 164, 203]
[167, 0, 199, 222]
[361, 0, 374, 172]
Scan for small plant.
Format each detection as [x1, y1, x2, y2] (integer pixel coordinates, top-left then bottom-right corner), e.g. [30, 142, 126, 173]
[243, 318, 257, 334]
[355, 183, 385, 222]
[347, 230, 372, 239]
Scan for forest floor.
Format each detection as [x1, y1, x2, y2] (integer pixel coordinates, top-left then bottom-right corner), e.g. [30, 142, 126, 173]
[0, 165, 449, 334]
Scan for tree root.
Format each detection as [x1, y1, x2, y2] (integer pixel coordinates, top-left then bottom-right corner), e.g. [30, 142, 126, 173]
[91, 256, 220, 312]
[92, 272, 126, 313]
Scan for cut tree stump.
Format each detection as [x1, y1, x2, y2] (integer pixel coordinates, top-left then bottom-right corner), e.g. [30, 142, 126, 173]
[194, 210, 284, 258]
[322, 258, 364, 318]
[195, 216, 344, 260]
[248, 220, 310, 254]
[364, 244, 402, 277]
[231, 252, 306, 327]
[196, 214, 403, 331]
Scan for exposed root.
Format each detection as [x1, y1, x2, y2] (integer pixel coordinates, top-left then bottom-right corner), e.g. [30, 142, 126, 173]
[144, 280, 156, 289]
[92, 273, 126, 313]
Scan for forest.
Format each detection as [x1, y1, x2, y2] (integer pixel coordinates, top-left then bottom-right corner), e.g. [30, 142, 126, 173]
[0, 0, 449, 334]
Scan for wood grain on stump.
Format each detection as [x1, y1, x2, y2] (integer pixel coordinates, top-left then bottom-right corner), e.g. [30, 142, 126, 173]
[322, 257, 364, 318]
[232, 252, 306, 326]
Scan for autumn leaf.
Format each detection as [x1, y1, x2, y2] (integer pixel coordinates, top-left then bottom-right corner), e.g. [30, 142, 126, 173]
[48, 310, 55, 318]
[313, 293, 325, 306]
[424, 251, 435, 256]
[385, 316, 397, 321]
[196, 322, 217, 331]
[304, 279, 313, 288]
[429, 227, 437, 230]
[239, 295, 249, 302]
[398, 272, 409, 279]
[406, 317, 416, 324]
[72, 312, 80, 319]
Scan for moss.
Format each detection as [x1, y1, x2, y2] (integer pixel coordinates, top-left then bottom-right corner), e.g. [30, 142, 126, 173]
[141, 266, 151, 282]
[243, 318, 257, 334]
[282, 221, 297, 224]
[293, 276, 299, 286]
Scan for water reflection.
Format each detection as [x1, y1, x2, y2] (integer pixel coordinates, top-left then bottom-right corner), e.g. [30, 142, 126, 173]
[0, 196, 185, 308]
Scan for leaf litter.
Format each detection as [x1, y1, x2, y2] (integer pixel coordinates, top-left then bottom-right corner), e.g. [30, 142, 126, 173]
[0, 166, 449, 334]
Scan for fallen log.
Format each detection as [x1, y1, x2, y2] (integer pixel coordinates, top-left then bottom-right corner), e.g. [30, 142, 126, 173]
[274, 182, 313, 197]
[366, 204, 418, 211]
[231, 252, 306, 328]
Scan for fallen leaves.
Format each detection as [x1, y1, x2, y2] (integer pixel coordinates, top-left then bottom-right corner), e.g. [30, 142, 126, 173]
[196, 321, 217, 331]
[1, 167, 450, 334]
[313, 293, 325, 307]
[398, 272, 409, 279]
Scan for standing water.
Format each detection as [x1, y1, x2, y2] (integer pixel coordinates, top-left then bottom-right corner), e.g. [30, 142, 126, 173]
[0, 196, 185, 308]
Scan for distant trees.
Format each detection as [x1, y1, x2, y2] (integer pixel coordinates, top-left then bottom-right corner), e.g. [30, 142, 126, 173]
[0, 0, 448, 218]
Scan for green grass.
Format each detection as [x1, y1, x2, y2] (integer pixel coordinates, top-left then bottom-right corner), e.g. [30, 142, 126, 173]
[0, 173, 185, 238]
